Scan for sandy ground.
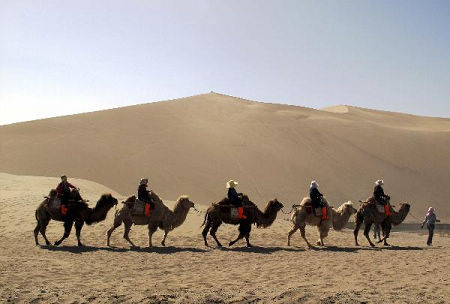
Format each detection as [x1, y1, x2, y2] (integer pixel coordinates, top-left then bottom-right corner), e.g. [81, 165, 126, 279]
[1, 93, 450, 221]
[0, 173, 449, 303]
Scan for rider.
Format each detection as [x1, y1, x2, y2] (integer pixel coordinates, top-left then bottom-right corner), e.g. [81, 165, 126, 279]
[373, 179, 391, 216]
[138, 178, 154, 216]
[226, 180, 246, 219]
[56, 175, 78, 215]
[309, 180, 327, 220]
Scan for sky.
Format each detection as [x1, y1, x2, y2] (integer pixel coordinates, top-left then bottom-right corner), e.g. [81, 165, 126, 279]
[1, 0, 449, 125]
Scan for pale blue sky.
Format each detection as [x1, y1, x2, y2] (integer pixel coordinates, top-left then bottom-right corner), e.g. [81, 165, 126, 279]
[1, 0, 449, 125]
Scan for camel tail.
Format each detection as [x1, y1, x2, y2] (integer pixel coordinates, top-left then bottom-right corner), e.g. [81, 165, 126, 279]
[355, 209, 364, 224]
[201, 212, 208, 227]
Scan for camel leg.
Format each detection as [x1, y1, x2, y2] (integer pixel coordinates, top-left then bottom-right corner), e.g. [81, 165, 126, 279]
[363, 222, 376, 247]
[381, 220, 391, 246]
[34, 222, 40, 246]
[229, 223, 248, 247]
[75, 219, 84, 247]
[210, 221, 223, 247]
[148, 223, 158, 248]
[161, 227, 170, 247]
[123, 219, 136, 247]
[202, 220, 212, 247]
[244, 225, 252, 247]
[354, 219, 362, 246]
[287, 225, 299, 246]
[107, 215, 123, 247]
[300, 224, 312, 248]
[317, 224, 327, 246]
[54, 220, 73, 246]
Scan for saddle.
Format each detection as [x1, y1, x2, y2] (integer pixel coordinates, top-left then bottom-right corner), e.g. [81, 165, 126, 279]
[131, 200, 152, 217]
[303, 199, 328, 220]
[230, 207, 247, 220]
[367, 197, 391, 216]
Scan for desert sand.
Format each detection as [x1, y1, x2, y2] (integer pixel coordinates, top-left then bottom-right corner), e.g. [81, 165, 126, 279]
[0, 173, 449, 303]
[1, 93, 450, 221]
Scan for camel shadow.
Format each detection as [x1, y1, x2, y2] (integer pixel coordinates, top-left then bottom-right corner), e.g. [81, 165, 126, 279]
[378, 245, 423, 251]
[128, 246, 207, 254]
[39, 245, 128, 254]
[216, 245, 305, 254]
[308, 245, 363, 253]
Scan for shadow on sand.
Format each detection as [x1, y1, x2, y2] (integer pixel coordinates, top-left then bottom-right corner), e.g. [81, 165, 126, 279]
[39, 245, 207, 254]
[212, 245, 305, 254]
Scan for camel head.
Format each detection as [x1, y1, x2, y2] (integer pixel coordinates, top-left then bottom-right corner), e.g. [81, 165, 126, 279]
[268, 198, 284, 212]
[340, 201, 357, 215]
[176, 195, 195, 210]
[98, 193, 119, 209]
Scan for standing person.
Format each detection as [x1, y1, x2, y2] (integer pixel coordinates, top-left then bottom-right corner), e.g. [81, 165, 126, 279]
[226, 180, 246, 219]
[309, 181, 327, 220]
[56, 175, 78, 215]
[373, 224, 381, 241]
[421, 207, 440, 246]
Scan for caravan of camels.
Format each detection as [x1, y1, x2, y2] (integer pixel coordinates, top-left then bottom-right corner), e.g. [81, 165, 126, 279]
[34, 175, 411, 249]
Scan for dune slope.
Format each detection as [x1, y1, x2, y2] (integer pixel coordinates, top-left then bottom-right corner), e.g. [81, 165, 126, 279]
[0, 93, 449, 221]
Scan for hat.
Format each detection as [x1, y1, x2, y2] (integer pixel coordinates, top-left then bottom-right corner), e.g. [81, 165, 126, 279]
[140, 178, 149, 185]
[310, 180, 319, 189]
[226, 180, 238, 189]
[375, 180, 384, 186]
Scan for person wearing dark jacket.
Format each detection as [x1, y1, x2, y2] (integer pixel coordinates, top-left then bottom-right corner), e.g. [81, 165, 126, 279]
[373, 179, 390, 204]
[56, 175, 78, 215]
[309, 180, 327, 220]
[138, 178, 154, 206]
[226, 180, 246, 219]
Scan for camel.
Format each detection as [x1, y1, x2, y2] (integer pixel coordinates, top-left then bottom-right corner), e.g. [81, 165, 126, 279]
[287, 197, 357, 248]
[354, 198, 410, 247]
[107, 192, 195, 248]
[201, 195, 284, 247]
[34, 189, 118, 246]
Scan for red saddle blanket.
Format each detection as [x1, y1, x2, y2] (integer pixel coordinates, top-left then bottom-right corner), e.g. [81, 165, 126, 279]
[230, 207, 247, 219]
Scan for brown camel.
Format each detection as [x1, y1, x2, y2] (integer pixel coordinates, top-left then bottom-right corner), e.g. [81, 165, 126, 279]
[201, 195, 284, 247]
[34, 189, 118, 246]
[106, 192, 195, 248]
[354, 198, 410, 247]
[287, 197, 357, 248]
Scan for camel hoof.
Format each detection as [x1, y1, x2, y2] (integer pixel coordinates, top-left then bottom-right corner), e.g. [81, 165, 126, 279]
[54, 241, 61, 246]
[228, 242, 233, 247]
[370, 244, 375, 248]
[78, 243, 84, 247]
[316, 241, 321, 246]
[247, 243, 253, 248]
[384, 243, 390, 247]
[161, 242, 166, 247]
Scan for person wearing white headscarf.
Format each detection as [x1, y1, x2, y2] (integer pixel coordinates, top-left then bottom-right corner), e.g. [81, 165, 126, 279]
[373, 179, 390, 204]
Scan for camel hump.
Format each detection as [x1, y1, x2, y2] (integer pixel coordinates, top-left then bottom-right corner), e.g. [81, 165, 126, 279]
[299, 197, 312, 206]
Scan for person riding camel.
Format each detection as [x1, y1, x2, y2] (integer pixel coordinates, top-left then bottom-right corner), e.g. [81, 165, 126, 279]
[309, 180, 327, 220]
[226, 180, 246, 219]
[373, 179, 391, 216]
[138, 178, 154, 216]
[56, 175, 78, 215]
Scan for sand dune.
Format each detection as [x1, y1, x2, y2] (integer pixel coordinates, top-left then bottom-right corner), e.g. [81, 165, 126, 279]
[0, 93, 449, 222]
[0, 173, 448, 303]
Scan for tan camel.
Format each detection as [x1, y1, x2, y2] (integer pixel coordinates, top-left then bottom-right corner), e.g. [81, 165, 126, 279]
[287, 197, 357, 248]
[201, 195, 284, 247]
[107, 192, 195, 248]
[354, 198, 410, 247]
[34, 189, 118, 246]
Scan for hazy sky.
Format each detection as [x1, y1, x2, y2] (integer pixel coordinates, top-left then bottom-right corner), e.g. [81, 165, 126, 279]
[1, 0, 449, 125]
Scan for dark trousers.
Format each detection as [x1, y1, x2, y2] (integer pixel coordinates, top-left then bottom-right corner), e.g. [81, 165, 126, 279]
[427, 223, 435, 245]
